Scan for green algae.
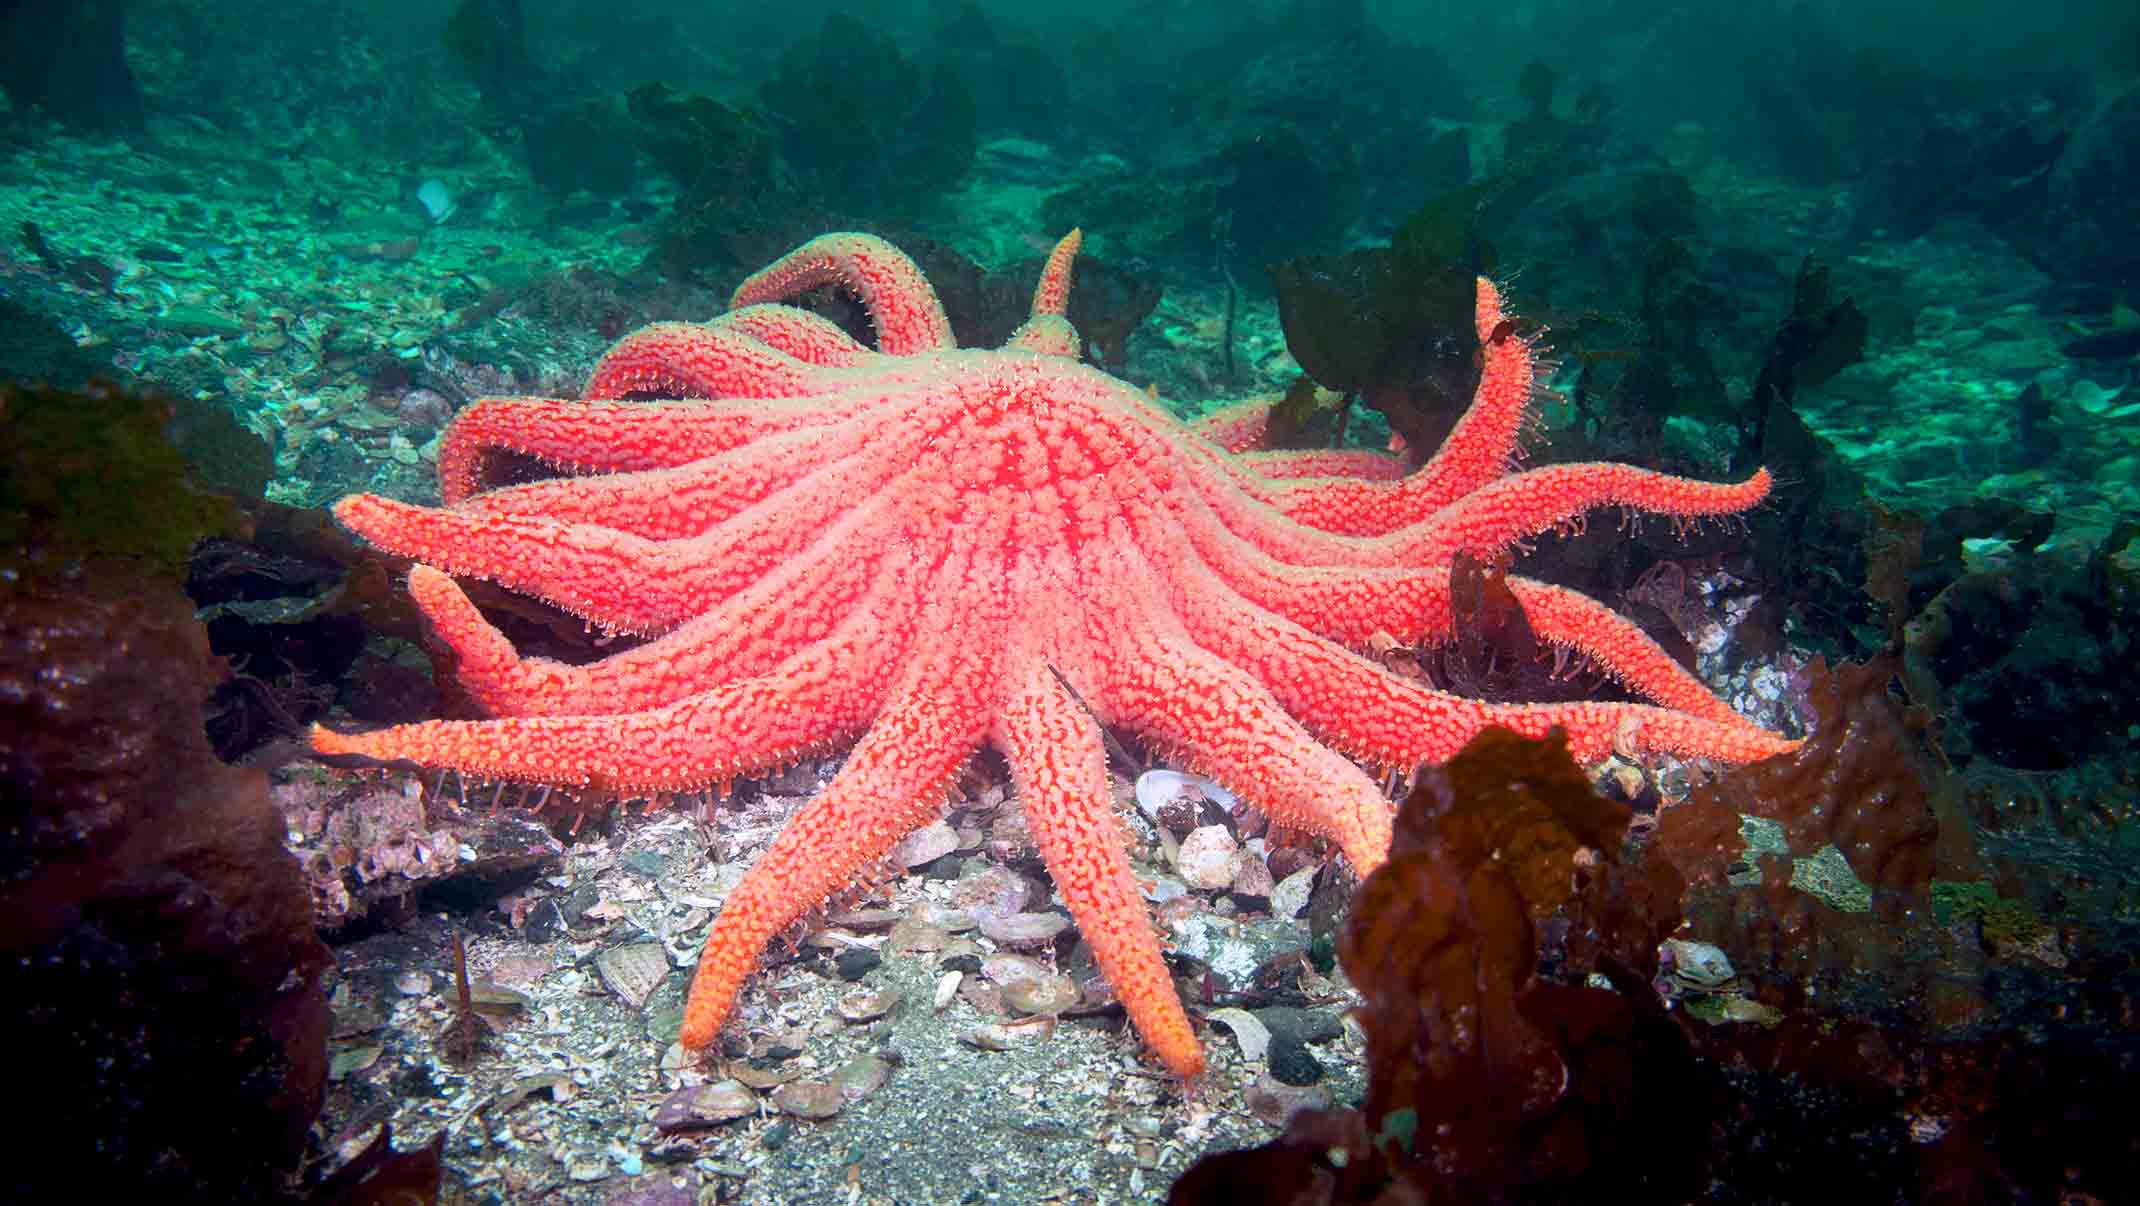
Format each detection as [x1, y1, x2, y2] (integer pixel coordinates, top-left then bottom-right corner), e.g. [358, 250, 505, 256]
[0, 382, 241, 575]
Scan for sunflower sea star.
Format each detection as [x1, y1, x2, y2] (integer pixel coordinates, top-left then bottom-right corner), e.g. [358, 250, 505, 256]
[312, 230, 1799, 1078]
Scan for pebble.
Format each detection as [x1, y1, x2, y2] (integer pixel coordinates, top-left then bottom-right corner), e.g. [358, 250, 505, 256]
[1244, 1075, 1332, 1127]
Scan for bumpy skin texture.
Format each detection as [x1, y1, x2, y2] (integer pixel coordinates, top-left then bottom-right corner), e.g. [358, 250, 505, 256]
[313, 231, 1798, 1079]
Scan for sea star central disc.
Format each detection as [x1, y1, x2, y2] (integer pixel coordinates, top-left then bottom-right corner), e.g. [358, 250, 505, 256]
[314, 230, 1798, 1078]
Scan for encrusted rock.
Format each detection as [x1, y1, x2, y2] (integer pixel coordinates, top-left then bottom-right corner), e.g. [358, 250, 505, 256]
[1176, 825, 1241, 890]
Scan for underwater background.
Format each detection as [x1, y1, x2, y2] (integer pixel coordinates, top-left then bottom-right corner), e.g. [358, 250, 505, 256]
[2, 0, 2137, 1201]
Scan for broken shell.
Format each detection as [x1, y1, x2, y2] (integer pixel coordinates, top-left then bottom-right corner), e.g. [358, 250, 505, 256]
[888, 916, 950, 953]
[725, 1060, 803, 1090]
[1176, 825, 1241, 890]
[1206, 1007, 1272, 1062]
[977, 911, 1070, 949]
[1660, 938, 1736, 992]
[934, 970, 962, 1011]
[832, 1053, 892, 1100]
[836, 988, 902, 1023]
[889, 819, 959, 868]
[980, 953, 1049, 986]
[653, 1080, 757, 1133]
[594, 942, 670, 1011]
[1001, 973, 1081, 1016]
[771, 1080, 843, 1120]
[1134, 769, 1239, 819]
[962, 1018, 1055, 1052]
[953, 865, 1033, 917]
[825, 907, 902, 932]
[1270, 867, 1316, 921]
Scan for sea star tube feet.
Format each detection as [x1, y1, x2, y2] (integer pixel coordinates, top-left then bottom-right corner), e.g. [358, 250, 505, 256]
[312, 230, 1799, 1080]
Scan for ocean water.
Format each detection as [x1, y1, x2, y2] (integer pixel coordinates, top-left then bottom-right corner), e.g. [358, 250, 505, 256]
[2, 1, 2135, 1201]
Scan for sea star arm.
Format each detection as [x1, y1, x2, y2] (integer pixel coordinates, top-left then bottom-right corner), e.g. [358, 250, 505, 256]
[677, 623, 996, 1051]
[1075, 544, 1394, 877]
[1391, 462, 1774, 568]
[437, 396, 854, 505]
[397, 506, 899, 718]
[1187, 537, 1751, 729]
[1169, 575, 1799, 768]
[730, 232, 957, 356]
[1237, 447, 1411, 481]
[580, 322, 831, 402]
[996, 658, 1203, 1078]
[1184, 279, 1535, 524]
[1189, 397, 1274, 453]
[1005, 230, 1085, 358]
[1275, 279, 1537, 524]
[333, 438, 913, 634]
[714, 304, 874, 367]
[1099, 623, 1393, 876]
[450, 407, 918, 541]
[309, 604, 906, 792]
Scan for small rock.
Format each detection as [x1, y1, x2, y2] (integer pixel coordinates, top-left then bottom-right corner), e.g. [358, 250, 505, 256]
[1157, 796, 1201, 834]
[1267, 1031, 1323, 1086]
[1230, 854, 1276, 900]
[1267, 845, 1318, 883]
[1133, 769, 1239, 819]
[832, 947, 882, 982]
[1244, 1075, 1332, 1128]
